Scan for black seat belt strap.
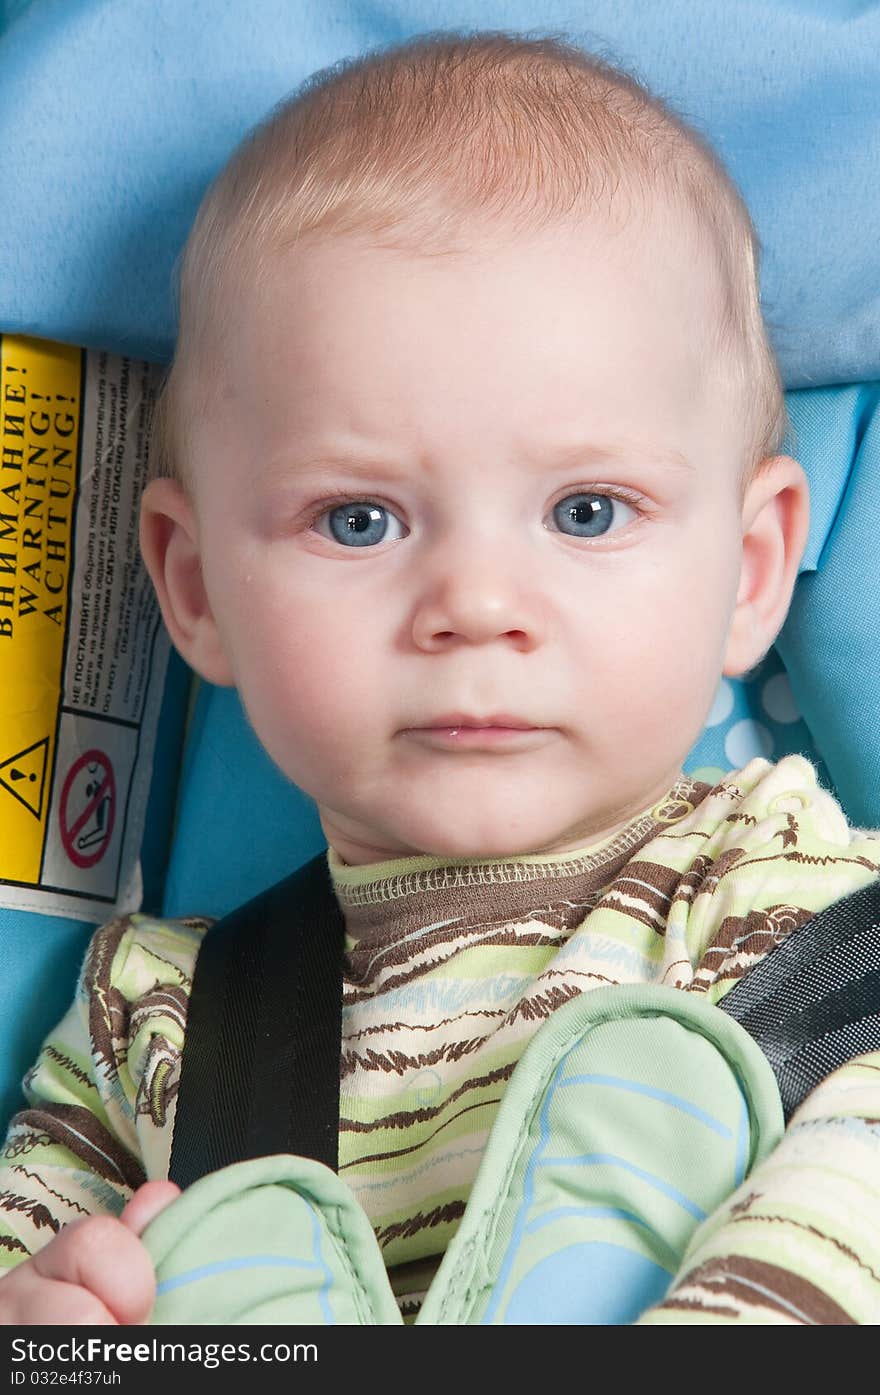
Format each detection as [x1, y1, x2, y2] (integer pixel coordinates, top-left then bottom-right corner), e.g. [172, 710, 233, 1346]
[169, 853, 880, 1186]
[720, 876, 880, 1121]
[169, 850, 345, 1190]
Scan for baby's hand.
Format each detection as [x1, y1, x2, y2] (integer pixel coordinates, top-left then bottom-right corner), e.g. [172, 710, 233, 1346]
[0, 1180, 179, 1325]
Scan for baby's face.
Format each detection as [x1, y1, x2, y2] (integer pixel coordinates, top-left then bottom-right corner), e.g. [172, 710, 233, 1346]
[185, 212, 753, 864]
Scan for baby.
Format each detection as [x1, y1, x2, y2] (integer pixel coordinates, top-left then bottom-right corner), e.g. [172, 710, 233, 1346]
[2, 30, 879, 1326]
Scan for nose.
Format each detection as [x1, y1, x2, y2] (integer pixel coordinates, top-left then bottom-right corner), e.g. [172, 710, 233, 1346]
[410, 534, 546, 652]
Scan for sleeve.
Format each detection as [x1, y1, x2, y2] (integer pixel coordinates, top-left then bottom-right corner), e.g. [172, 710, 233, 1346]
[635, 1049, 880, 1324]
[0, 911, 204, 1273]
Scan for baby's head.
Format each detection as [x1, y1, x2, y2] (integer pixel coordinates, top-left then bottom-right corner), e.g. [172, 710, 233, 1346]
[141, 30, 809, 866]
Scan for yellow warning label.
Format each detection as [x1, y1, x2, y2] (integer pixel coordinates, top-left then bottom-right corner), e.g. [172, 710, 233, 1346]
[0, 738, 49, 819]
[0, 335, 82, 884]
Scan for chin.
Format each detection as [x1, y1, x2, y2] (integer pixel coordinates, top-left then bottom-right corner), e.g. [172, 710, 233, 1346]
[399, 816, 554, 861]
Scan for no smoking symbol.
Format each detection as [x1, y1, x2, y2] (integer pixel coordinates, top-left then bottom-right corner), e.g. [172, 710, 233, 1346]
[59, 750, 117, 870]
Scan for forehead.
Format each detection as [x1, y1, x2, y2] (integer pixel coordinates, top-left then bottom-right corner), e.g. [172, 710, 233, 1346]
[218, 207, 730, 470]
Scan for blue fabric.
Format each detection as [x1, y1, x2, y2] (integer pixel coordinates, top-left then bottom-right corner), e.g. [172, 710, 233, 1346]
[161, 685, 325, 920]
[1, 0, 879, 389]
[0, 907, 89, 1129]
[0, 2, 32, 25]
[2, 1, 880, 1134]
[777, 383, 880, 829]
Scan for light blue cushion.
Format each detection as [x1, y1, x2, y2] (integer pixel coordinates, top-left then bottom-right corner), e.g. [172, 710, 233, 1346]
[2, 1, 879, 1132]
[777, 383, 880, 830]
[161, 685, 325, 920]
[2, 0, 879, 389]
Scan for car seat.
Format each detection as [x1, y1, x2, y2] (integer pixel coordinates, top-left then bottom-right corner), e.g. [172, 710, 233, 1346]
[1, 0, 879, 1140]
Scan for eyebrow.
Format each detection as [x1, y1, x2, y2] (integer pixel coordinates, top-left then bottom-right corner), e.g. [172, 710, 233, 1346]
[265, 439, 694, 482]
[529, 440, 695, 473]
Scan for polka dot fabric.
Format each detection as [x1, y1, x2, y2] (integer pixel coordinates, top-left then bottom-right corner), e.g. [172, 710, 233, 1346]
[684, 647, 834, 792]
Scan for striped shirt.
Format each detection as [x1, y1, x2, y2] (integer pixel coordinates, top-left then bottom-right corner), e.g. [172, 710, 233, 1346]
[2, 755, 880, 1323]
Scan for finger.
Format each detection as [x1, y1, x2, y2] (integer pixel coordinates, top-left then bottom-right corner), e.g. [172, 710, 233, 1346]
[2, 1269, 120, 1326]
[31, 1215, 157, 1324]
[120, 1180, 182, 1238]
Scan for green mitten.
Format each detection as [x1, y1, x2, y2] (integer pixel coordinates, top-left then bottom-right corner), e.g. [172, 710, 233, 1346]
[141, 1153, 403, 1325]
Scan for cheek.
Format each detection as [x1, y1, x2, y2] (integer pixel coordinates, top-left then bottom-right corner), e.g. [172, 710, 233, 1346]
[220, 577, 388, 760]
[578, 547, 737, 715]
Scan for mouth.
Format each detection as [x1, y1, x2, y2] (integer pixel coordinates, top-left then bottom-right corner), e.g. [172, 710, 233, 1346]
[403, 714, 552, 751]
[421, 713, 540, 731]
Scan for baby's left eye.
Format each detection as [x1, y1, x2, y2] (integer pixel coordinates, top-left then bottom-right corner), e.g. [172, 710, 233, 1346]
[548, 492, 637, 538]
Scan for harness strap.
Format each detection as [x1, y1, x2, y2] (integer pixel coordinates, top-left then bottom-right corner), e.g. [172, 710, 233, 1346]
[719, 875, 880, 1121]
[169, 851, 880, 1186]
[169, 851, 345, 1191]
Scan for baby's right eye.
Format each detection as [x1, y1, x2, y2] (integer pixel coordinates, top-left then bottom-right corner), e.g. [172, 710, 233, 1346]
[312, 500, 408, 548]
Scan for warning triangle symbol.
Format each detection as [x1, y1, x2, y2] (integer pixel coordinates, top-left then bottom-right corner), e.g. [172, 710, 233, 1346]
[0, 737, 49, 820]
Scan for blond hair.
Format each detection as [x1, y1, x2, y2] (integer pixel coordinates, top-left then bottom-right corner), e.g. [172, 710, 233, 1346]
[152, 29, 788, 488]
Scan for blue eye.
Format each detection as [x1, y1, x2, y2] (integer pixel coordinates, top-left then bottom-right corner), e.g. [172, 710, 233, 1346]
[312, 492, 636, 548]
[317, 501, 405, 548]
[551, 492, 635, 538]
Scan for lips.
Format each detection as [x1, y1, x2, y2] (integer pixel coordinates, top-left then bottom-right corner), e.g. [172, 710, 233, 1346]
[418, 713, 539, 730]
[403, 721, 551, 751]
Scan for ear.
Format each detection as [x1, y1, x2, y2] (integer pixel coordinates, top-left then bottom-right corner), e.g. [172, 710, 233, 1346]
[722, 455, 810, 677]
[139, 477, 235, 686]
